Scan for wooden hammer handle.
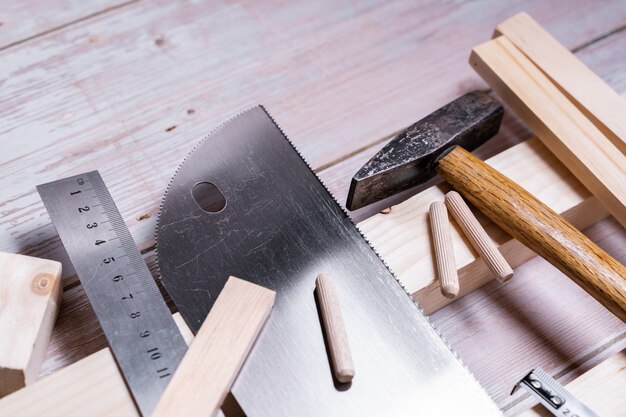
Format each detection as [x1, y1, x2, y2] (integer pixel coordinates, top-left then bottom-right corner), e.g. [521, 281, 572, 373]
[437, 146, 626, 322]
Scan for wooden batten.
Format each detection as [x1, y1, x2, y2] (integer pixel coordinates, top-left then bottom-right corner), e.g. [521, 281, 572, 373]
[152, 277, 275, 417]
[495, 12, 626, 156]
[470, 36, 626, 230]
[0, 253, 62, 398]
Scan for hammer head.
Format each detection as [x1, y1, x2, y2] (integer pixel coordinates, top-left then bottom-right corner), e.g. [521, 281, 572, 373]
[346, 91, 503, 210]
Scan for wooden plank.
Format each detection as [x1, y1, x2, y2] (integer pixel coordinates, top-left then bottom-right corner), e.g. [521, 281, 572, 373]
[0, 0, 134, 49]
[359, 136, 609, 314]
[431, 217, 626, 414]
[152, 277, 274, 417]
[0, 253, 62, 397]
[470, 36, 626, 229]
[0, 313, 193, 417]
[495, 12, 626, 155]
[2, 1, 625, 285]
[36, 24, 626, 381]
[518, 349, 626, 416]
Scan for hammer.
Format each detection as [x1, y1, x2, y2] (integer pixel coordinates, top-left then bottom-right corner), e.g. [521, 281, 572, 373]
[346, 91, 626, 322]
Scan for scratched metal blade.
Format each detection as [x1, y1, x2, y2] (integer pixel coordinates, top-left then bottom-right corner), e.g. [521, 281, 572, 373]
[156, 107, 502, 417]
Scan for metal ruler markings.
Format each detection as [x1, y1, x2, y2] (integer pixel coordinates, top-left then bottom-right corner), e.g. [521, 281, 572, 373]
[37, 171, 187, 416]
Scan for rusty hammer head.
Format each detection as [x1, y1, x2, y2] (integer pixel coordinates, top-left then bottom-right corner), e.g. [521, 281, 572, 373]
[346, 91, 503, 210]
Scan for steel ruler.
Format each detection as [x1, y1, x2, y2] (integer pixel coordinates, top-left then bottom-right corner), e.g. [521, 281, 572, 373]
[37, 171, 187, 416]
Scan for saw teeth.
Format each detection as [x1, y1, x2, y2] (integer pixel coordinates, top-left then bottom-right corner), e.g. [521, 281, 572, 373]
[154, 106, 490, 398]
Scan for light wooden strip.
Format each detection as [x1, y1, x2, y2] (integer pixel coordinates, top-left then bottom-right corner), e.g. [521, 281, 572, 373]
[429, 202, 459, 298]
[153, 277, 275, 417]
[0, 253, 62, 397]
[315, 273, 354, 383]
[470, 36, 626, 229]
[0, 314, 193, 417]
[359, 137, 609, 314]
[495, 12, 626, 155]
[518, 349, 626, 416]
[445, 191, 513, 283]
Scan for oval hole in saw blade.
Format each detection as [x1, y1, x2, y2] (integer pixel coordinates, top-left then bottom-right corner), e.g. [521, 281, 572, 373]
[192, 182, 226, 213]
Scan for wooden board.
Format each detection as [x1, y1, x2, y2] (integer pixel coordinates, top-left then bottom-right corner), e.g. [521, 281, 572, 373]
[495, 12, 626, 155]
[359, 136, 608, 313]
[0, 253, 62, 397]
[0, 314, 193, 417]
[1, 1, 626, 415]
[0, 0, 134, 50]
[470, 36, 626, 229]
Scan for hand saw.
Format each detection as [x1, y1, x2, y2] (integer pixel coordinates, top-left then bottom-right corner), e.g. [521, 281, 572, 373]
[155, 107, 502, 416]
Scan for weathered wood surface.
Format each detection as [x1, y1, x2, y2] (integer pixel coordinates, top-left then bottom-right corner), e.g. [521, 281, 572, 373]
[1, 1, 626, 414]
[0, 0, 135, 50]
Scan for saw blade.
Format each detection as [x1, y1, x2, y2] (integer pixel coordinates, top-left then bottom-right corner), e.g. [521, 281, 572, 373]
[156, 106, 501, 417]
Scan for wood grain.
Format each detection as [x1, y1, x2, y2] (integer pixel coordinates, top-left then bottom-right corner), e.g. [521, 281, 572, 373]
[0, 313, 194, 417]
[0, 0, 134, 49]
[2, 1, 625, 283]
[431, 217, 626, 414]
[445, 191, 513, 283]
[0, 1, 624, 413]
[315, 273, 355, 383]
[359, 136, 609, 314]
[153, 277, 275, 417]
[438, 147, 626, 322]
[495, 12, 626, 155]
[0, 252, 62, 397]
[470, 36, 626, 229]
[429, 202, 459, 298]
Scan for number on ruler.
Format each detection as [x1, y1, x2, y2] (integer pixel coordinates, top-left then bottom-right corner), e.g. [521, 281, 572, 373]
[130, 312, 141, 319]
[95, 240, 106, 246]
[112, 275, 123, 282]
[70, 190, 81, 196]
[78, 206, 90, 213]
[103, 257, 115, 264]
[157, 368, 171, 379]
[147, 347, 162, 360]
[122, 293, 134, 300]
[87, 222, 98, 229]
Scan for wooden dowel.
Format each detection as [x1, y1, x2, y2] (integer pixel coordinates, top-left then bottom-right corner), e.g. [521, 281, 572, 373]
[429, 202, 459, 298]
[445, 191, 514, 282]
[152, 277, 275, 417]
[315, 273, 354, 384]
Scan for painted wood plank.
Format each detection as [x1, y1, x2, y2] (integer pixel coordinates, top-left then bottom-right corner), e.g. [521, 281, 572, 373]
[1, 1, 625, 287]
[0, 0, 134, 49]
[34, 11, 626, 384]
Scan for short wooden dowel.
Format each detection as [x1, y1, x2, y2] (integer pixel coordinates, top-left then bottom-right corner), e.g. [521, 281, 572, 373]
[429, 201, 459, 298]
[315, 273, 354, 383]
[445, 191, 514, 282]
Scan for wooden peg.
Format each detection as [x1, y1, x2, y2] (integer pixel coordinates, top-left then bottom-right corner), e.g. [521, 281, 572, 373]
[315, 273, 354, 384]
[429, 201, 459, 298]
[0, 252, 62, 398]
[152, 277, 275, 417]
[445, 191, 514, 282]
